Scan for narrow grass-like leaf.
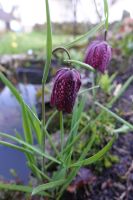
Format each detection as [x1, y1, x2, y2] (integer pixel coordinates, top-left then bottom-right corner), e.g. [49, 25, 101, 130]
[64, 21, 104, 48]
[28, 163, 51, 181]
[28, 110, 42, 146]
[79, 85, 99, 95]
[71, 96, 86, 137]
[0, 132, 61, 164]
[42, 0, 52, 84]
[57, 131, 97, 199]
[63, 122, 90, 154]
[0, 72, 33, 144]
[46, 110, 58, 129]
[0, 141, 33, 154]
[103, 0, 109, 30]
[21, 104, 33, 144]
[108, 75, 133, 107]
[32, 179, 65, 195]
[95, 102, 133, 130]
[64, 59, 95, 72]
[0, 182, 50, 196]
[45, 129, 60, 156]
[70, 136, 115, 167]
[113, 125, 130, 134]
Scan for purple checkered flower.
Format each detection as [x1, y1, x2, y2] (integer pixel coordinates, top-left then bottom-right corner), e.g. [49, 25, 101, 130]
[50, 68, 81, 113]
[84, 40, 112, 73]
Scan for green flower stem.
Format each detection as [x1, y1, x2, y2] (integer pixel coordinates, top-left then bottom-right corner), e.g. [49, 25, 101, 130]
[42, 0, 52, 171]
[92, 72, 97, 112]
[60, 111, 64, 152]
[52, 47, 71, 60]
[64, 59, 95, 72]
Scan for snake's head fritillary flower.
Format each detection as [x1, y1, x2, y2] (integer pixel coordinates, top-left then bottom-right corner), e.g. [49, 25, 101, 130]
[84, 40, 112, 73]
[50, 68, 81, 113]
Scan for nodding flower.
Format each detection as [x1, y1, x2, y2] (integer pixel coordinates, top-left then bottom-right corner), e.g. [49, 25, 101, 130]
[84, 40, 112, 73]
[50, 68, 81, 113]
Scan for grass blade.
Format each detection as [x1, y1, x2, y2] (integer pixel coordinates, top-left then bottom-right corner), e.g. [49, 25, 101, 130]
[95, 102, 133, 130]
[42, 0, 52, 84]
[0, 72, 33, 144]
[103, 0, 109, 31]
[0, 182, 50, 196]
[70, 136, 115, 167]
[0, 141, 32, 154]
[0, 132, 61, 164]
[108, 75, 133, 107]
[32, 179, 65, 195]
[64, 21, 104, 48]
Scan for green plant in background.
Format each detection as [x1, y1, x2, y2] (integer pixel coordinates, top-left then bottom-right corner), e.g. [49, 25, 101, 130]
[113, 32, 133, 58]
[99, 72, 116, 94]
[0, 0, 133, 199]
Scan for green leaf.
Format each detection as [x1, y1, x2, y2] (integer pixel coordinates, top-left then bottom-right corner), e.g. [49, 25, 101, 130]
[64, 21, 104, 48]
[57, 131, 97, 199]
[109, 75, 133, 107]
[27, 162, 51, 181]
[0, 72, 35, 144]
[79, 85, 99, 95]
[95, 102, 133, 131]
[46, 110, 58, 129]
[63, 122, 90, 154]
[21, 103, 33, 144]
[0, 182, 50, 196]
[70, 136, 115, 167]
[103, 0, 109, 30]
[64, 59, 95, 72]
[0, 141, 32, 154]
[0, 132, 61, 164]
[32, 179, 65, 195]
[42, 0, 52, 84]
[28, 110, 42, 146]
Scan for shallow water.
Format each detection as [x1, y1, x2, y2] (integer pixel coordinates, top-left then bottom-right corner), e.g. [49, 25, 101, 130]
[0, 83, 38, 183]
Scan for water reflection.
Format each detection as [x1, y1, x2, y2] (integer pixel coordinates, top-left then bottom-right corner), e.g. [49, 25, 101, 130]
[0, 83, 38, 183]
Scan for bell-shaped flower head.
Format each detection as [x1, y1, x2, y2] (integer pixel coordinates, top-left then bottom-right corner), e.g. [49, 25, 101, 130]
[50, 68, 81, 113]
[84, 40, 112, 73]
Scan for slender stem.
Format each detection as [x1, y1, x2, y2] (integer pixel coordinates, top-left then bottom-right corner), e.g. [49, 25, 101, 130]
[41, 0, 52, 172]
[93, 0, 102, 22]
[52, 47, 71, 60]
[92, 72, 97, 112]
[41, 83, 45, 172]
[59, 111, 64, 152]
[104, 30, 107, 41]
